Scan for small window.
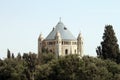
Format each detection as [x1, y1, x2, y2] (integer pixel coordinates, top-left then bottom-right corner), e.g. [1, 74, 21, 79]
[64, 27, 67, 30]
[65, 49, 68, 55]
[62, 41, 64, 45]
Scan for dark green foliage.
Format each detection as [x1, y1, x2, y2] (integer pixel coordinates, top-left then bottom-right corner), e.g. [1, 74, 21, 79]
[23, 52, 37, 80]
[96, 25, 120, 62]
[7, 49, 11, 59]
[0, 59, 25, 80]
[2, 51, 120, 80]
[12, 53, 15, 59]
[36, 54, 81, 80]
[17, 53, 21, 60]
[40, 53, 56, 64]
[23, 53, 37, 72]
[35, 55, 120, 80]
[42, 47, 49, 53]
[96, 46, 102, 58]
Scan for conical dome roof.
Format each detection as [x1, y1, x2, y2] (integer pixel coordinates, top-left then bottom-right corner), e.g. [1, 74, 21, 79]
[45, 21, 76, 40]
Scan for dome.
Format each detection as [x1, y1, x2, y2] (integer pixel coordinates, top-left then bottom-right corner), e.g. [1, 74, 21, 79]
[45, 21, 76, 40]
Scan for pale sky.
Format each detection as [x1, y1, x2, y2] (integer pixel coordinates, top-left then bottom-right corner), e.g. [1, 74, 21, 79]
[0, 0, 120, 58]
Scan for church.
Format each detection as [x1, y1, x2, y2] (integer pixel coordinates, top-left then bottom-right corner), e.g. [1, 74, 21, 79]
[38, 19, 83, 58]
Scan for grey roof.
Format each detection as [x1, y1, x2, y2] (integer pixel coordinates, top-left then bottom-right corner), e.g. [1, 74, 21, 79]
[45, 21, 76, 40]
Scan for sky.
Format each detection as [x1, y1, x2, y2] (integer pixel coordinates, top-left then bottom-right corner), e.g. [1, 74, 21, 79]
[0, 0, 120, 59]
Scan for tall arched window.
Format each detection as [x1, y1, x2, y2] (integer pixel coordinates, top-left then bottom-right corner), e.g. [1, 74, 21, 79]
[65, 49, 68, 55]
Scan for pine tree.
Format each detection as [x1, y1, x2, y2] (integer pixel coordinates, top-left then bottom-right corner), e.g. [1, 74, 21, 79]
[96, 25, 120, 62]
[7, 49, 11, 59]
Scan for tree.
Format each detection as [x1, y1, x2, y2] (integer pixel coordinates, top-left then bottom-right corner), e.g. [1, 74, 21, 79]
[2, 53, 120, 80]
[23, 52, 37, 80]
[0, 59, 26, 80]
[7, 49, 11, 59]
[40, 53, 56, 64]
[17, 53, 22, 60]
[36, 55, 119, 80]
[12, 53, 15, 59]
[96, 25, 120, 62]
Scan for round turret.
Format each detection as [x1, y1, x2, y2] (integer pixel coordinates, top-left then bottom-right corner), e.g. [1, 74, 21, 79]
[38, 33, 44, 58]
[55, 31, 61, 40]
[38, 33, 44, 41]
[77, 33, 83, 57]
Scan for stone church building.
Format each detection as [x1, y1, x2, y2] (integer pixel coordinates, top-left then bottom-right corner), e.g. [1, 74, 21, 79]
[38, 20, 83, 58]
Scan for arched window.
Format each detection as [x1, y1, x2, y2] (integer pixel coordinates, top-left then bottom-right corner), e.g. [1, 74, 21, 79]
[65, 49, 68, 55]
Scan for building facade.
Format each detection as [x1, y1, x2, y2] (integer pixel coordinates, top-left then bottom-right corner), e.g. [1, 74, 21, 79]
[38, 20, 83, 58]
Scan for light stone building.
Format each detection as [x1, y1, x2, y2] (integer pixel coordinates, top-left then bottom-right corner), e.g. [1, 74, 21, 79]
[38, 20, 83, 58]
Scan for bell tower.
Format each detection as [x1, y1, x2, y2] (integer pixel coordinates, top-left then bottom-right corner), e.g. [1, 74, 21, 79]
[77, 33, 83, 57]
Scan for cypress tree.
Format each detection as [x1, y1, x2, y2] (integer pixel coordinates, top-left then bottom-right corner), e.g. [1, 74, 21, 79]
[17, 53, 22, 60]
[7, 49, 11, 59]
[12, 53, 15, 59]
[96, 25, 120, 62]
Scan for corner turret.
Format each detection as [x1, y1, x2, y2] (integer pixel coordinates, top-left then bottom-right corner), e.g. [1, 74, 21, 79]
[77, 33, 83, 57]
[55, 31, 62, 57]
[38, 33, 44, 58]
[38, 33, 44, 41]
